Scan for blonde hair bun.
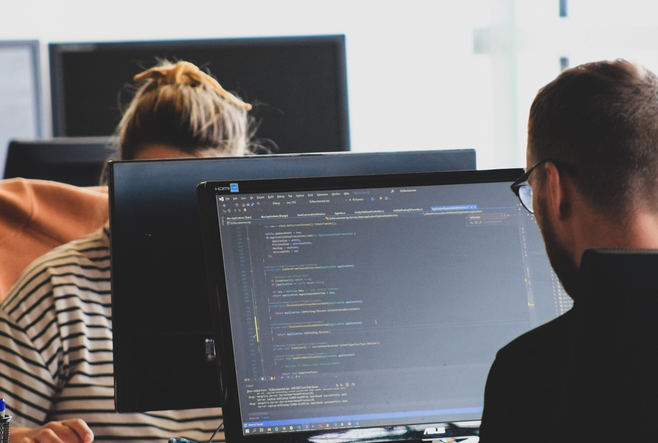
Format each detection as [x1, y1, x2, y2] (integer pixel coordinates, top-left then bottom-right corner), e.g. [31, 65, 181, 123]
[134, 60, 252, 111]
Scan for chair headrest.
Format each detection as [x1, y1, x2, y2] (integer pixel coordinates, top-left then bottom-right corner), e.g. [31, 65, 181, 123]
[578, 247, 658, 302]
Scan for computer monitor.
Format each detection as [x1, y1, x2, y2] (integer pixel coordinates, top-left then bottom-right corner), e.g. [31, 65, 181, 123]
[4, 137, 117, 186]
[0, 40, 42, 175]
[108, 150, 476, 413]
[49, 35, 350, 154]
[196, 168, 569, 442]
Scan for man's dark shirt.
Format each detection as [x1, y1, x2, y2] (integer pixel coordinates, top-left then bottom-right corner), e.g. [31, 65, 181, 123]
[478, 307, 577, 442]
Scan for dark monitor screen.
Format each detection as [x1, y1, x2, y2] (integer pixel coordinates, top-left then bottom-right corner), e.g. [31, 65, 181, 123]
[3, 137, 118, 187]
[49, 35, 350, 154]
[108, 150, 475, 413]
[196, 169, 569, 442]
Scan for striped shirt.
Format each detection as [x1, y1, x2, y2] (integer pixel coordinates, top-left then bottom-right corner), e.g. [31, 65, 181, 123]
[0, 227, 224, 442]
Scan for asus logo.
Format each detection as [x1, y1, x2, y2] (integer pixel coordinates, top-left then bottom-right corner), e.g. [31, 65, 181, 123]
[423, 427, 446, 436]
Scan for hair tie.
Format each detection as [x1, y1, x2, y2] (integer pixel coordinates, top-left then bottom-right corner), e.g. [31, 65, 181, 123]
[134, 61, 252, 111]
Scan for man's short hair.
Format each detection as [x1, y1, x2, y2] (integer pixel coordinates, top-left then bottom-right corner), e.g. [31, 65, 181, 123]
[528, 59, 658, 218]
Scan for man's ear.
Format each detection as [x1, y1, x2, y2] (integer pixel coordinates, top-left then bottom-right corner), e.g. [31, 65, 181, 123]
[543, 162, 572, 221]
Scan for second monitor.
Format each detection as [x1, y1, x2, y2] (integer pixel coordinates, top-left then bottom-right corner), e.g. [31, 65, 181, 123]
[109, 150, 475, 413]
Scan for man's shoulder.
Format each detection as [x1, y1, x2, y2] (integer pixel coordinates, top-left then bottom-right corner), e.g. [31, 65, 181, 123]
[497, 308, 577, 359]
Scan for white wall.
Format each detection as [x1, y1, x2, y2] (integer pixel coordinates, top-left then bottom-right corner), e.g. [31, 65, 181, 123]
[4, 0, 658, 171]
[1, 0, 506, 169]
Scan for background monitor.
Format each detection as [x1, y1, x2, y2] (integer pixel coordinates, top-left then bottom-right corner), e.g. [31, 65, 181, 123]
[49, 35, 350, 154]
[196, 168, 567, 443]
[109, 150, 476, 413]
[4, 137, 118, 187]
[0, 40, 42, 176]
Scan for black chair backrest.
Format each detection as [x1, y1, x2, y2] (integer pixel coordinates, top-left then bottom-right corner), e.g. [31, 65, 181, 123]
[557, 248, 658, 439]
[4, 137, 118, 187]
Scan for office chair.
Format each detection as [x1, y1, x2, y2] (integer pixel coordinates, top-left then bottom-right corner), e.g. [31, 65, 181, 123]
[555, 248, 658, 440]
[4, 137, 118, 187]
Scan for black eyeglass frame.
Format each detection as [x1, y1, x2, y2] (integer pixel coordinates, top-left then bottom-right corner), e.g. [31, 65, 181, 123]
[510, 159, 576, 213]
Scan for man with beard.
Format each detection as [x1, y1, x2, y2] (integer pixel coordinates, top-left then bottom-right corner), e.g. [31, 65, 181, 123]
[478, 59, 658, 442]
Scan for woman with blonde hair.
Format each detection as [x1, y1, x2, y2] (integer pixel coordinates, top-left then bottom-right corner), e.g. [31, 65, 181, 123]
[118, 60, 254, 161]
[0, 60, 254, 443]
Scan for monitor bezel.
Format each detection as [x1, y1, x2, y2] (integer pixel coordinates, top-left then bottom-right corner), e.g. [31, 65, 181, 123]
[197, 168, 523, 443]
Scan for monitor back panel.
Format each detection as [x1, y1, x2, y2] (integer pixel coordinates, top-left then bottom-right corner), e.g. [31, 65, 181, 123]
[0, 40, 41, 175]
[109, 150, 475, 412]
[197, 169, 568, 443]
[4, 137, 117, 187]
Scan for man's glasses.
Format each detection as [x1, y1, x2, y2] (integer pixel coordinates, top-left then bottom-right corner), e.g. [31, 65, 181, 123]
[510, 160, 575, 214]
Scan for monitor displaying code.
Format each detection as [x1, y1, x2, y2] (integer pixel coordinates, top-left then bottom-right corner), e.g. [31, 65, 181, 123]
[213, 179, 568, 434]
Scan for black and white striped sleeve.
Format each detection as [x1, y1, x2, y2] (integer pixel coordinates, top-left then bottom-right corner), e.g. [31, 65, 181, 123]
[0, 266, 59, 427]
